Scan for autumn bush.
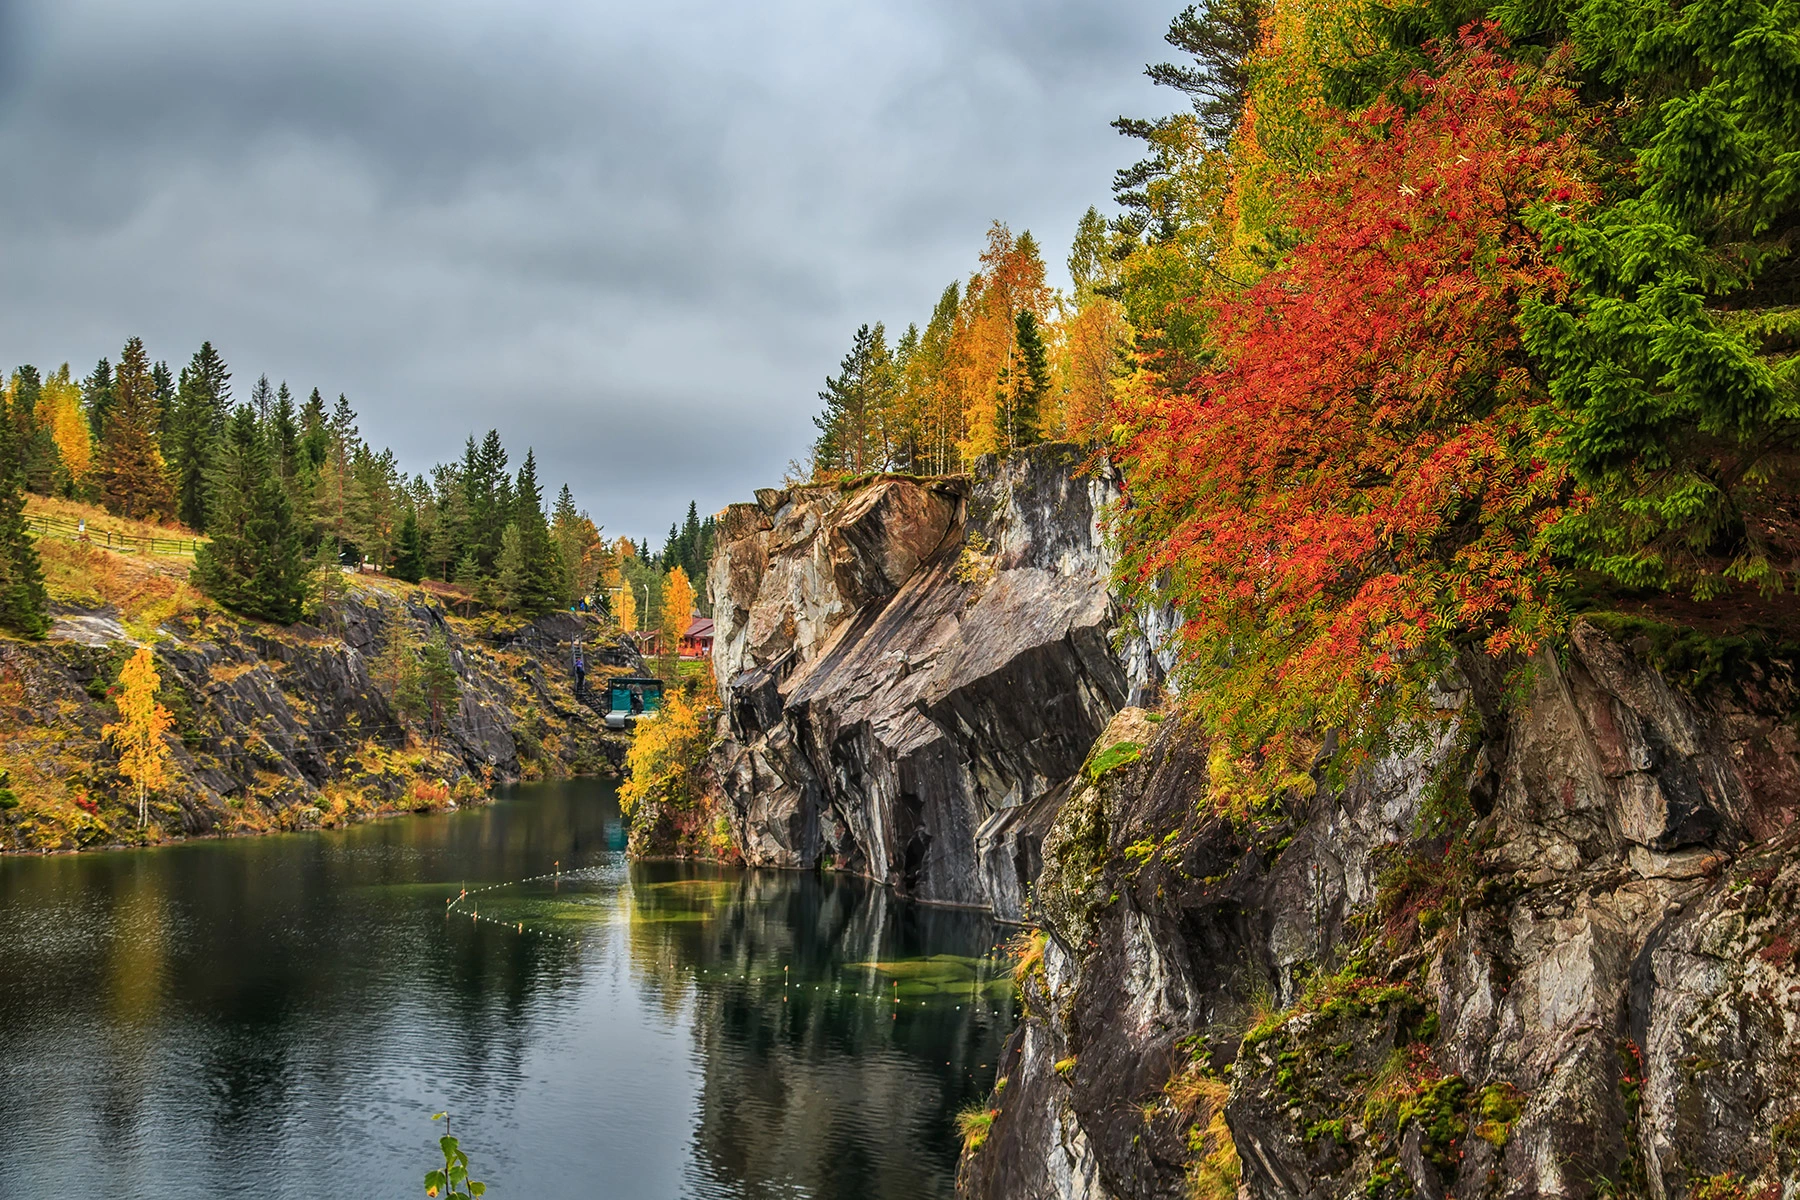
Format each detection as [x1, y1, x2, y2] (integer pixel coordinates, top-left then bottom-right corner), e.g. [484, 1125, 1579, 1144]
[618, 691, 710, 820]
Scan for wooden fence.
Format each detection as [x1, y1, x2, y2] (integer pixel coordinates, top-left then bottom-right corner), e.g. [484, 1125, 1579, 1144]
[24, 514, 204, 558]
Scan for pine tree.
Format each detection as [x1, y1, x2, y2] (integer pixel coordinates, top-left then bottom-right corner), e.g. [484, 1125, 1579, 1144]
[1113, 0, 1263, 240]
[419, 628, 460, 747]
[192, 406, 309, 623]
[1002, 309, 1050, 450]
[392, 507, 425, 583]
[373, 620, 425, 732]
[151, 360, 176, 439]
[432, 463, 469, 581]
[299, 388, 329, 472]
[94, 337, 174, 520]
[813, 323, 895, 475]
[251, 374, 274, 423]
[0, 388, 50, 637]
[170, 342, 231, 531]
[271, 382, 299, 481]
[463, 430, 508, 573]
[454, 548, 481, 589]
[679, 501, 702, 577]
[495, 523, 526, 613]
[551, 483, 600, 599]
[512, 449, 567, 615]
[8, 366, 63, 496]
[82, 357, 115, 442]
[238, 474, 311, 624]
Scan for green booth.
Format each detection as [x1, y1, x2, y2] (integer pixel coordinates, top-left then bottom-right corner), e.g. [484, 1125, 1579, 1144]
[603, 676, 665, 729]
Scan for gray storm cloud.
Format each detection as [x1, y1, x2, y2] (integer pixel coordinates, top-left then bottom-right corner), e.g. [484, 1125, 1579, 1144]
[0, 0, 1171, 540]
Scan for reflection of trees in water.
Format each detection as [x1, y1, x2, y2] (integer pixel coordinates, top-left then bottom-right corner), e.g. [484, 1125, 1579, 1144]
[624, 863, 1015, 1200]
[0, 781, 1009, 1200]
[0, 783, 601, 1187]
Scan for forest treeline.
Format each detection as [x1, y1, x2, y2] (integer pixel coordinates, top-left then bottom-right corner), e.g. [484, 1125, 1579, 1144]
[813, 0, 1798, 791]
[0, 339, 715, 634]
[807, 216, 1127, 476]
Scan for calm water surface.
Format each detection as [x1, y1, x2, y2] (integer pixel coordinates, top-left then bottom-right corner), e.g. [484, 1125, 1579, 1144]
[0, 778, 1014, 1198]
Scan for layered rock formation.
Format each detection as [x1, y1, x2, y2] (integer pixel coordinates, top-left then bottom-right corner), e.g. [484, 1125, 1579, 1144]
[705, 444, 1163, 918]
[0, 585, 629, 851]
[960, 623, 1800, 1200]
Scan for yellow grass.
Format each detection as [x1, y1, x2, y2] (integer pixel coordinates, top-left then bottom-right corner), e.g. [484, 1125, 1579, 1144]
[36, 539, 210, 634]
[25, 495, 201, 551]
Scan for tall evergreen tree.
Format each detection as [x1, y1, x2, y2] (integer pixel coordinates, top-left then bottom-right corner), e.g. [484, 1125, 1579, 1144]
[512, 449, 567, 615]
[299, 388, 329, 471]
[0, 388, 50, 637]
[1002, 309, 1050, 450]
[1112, 0, 1264, 239]
[419, 628, 460, 746]
[82, 357, 115, 442]
[469, 429, 508, 572]
[270, 382, 299, 481]
[495, 522, 526, 613]
[8, 366, 62, 496]
[392, 506, 425, 583]
[678, 501, 702, 578]
[151, 360, 176, 438]
[170, 342, 231, 531]
[94, 337, 174, 520]
[251, 374, 274, 423]
[192, 406, 310, 623]
[813, 323, 895, 475]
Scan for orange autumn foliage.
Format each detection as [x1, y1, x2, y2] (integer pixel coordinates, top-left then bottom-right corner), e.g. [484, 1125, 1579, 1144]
[1116, 29, 1594, 785]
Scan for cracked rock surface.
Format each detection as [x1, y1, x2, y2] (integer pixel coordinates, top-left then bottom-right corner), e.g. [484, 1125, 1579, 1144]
[702, 444, 1166, 916]
[961, 628, 1800, 1200]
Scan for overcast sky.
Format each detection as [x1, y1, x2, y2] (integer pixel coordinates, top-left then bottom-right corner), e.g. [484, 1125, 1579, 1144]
[0, 0, 1173, 542]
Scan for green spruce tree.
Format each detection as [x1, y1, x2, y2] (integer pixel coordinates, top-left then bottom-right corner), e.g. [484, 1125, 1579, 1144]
[0, 388, 50, 637]
[495, 522, 526, 613]
[82, 357, 115, 442]
[512, 449, 566, 614]
[169, 342, 231, 531]
[1003, 309, 1050, 450]
[392, 506, 425, 583]
[192, 406, 309, 623]
[419, 628, 460, 746]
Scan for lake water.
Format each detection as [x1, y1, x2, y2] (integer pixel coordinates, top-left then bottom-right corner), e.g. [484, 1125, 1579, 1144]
[0, 778, 1015, 1199]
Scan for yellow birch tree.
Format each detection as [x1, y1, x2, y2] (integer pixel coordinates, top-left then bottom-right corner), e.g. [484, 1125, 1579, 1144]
[661, 566, 696, 676]
[617, 579, 638, 632]
[104, 646, 174, 828]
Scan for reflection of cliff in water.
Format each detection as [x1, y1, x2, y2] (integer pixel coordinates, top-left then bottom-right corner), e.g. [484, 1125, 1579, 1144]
[627, 863, 1015, 1200]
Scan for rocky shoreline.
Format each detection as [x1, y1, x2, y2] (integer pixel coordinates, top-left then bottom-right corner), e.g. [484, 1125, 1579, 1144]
[0, 584, 631, 853]
[671, 448, 1800, 1200]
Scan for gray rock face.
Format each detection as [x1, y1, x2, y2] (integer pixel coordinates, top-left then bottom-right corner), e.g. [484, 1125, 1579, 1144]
[707, 445, 1161, 916]
[962, 627, 1800, 1200]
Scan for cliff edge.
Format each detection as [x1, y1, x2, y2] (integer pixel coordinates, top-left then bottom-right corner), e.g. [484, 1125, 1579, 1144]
[701, 444, 1163, 917]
